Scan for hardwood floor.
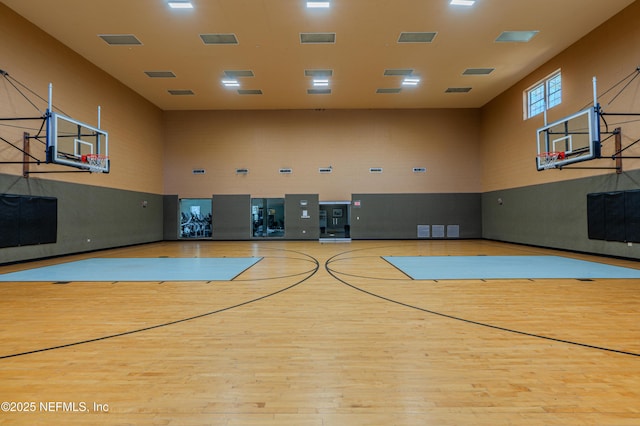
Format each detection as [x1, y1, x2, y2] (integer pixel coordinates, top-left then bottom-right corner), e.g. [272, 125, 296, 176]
[0, 240, 638, 425]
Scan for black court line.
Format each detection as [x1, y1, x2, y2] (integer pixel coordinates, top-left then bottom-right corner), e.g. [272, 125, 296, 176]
[234, 255, 319, 282]
[0, 248, 319, 360]
[381, 256, 414, 280]
[230, 256, 264, 280]
[325, 247, 640, 358]
[328, 255, 418, 281]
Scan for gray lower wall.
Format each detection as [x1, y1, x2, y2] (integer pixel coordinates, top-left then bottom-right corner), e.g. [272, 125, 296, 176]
[0, 173, 163, 264]
[207, 193, 482, 241]
[482, 169, 640, 259]
[8, 167, 637, 263]
[351, 193, 482, 239]
[163, 195, 179, 240]
[285, 194, 320, 240]
[212, 194, 251, 240]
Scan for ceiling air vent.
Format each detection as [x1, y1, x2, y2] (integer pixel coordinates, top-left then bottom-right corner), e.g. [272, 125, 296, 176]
[376, 88, 402, 94]
[413, 167, 427, 173]
[192, 169, 206, 174]
[200, 33, 239, 45]
[224, 70, 254, 78]
[236, 168, 249, 174]
[369, 167, 383, 173]
[168, 89, 194, 95]
[397, 32, 437, 43]
[238, 89, 263, 95]
[99, 34, 142, 45]
[300, 33, 336, 44]
[384, 69, 414, 76]
[167, 89, 194, 96]
[462, 68, 494, 75]
[495, 31, 538, 43]
[305, 69, 333, 77]
[445, 87, 472, 93]
[279, 168, 293, 174]
[144, 71, 176, 78]
[308, 89, 331, 95]
[319, 167, 333, 173]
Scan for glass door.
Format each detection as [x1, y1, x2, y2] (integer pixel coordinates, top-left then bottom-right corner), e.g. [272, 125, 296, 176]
[319, 201, 350, 241]
[251, 198, 285, 238]
[179, 198, 212, 239]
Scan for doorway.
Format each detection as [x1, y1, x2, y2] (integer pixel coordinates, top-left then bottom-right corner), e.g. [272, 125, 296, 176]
[179, 198, 212, 239]
[319, 201, 351, 242]
[251, 198, 285, 238]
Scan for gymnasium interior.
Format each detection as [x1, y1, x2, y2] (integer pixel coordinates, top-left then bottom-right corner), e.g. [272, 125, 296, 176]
[1, 1, 639, 424]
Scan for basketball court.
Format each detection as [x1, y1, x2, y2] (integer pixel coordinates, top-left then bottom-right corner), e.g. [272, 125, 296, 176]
[0, 240, 638, 425]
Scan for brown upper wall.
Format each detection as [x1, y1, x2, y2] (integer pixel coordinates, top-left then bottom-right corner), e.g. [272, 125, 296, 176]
[0, 4, 164, 194]
[480, 0, 640, 192]
[162, 108, 482, 200]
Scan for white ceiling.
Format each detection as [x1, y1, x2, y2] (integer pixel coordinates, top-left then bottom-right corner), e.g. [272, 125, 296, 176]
[2, 0, 636, 111]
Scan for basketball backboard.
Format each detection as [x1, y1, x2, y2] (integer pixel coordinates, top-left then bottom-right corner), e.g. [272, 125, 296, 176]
[46, 111, 109, 173]
[536, 107, 600, 170]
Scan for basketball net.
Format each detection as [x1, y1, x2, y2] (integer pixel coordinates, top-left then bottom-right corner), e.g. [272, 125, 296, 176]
[537, 151, 565, 170]
[85, 154, 108, 173]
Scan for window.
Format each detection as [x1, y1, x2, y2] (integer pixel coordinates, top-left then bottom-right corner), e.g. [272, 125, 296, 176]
[525, 71, 561, 119]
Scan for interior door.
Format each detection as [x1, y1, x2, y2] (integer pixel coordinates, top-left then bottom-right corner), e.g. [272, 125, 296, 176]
[319, 201, 350, 241]
[251, 198, 285, 238]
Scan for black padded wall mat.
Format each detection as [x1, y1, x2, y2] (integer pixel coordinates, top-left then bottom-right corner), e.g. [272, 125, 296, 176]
[0, 194, 57, 248]
[587, 190, 640, 243]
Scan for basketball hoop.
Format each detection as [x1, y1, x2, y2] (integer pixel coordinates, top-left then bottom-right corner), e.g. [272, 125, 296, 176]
[82, 154, 108, 173]
[537, 151, 565, 169]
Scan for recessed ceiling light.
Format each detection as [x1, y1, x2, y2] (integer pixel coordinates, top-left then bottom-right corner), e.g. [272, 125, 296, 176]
[168, 1, 193, 9]
[313, 79, 329, 87]
[402, 77, 420, 86]
[450, 0, 475, 6]
[222, 79, 240, 87]
[307, 1, 330, 8]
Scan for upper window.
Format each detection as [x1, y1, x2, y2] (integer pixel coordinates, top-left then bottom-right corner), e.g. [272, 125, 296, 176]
[525, 71, 562, 119]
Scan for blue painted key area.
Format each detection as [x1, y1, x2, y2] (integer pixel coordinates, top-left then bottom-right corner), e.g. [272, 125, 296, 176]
[382, 255, 640, 280]
[0, 257, 262, 282]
